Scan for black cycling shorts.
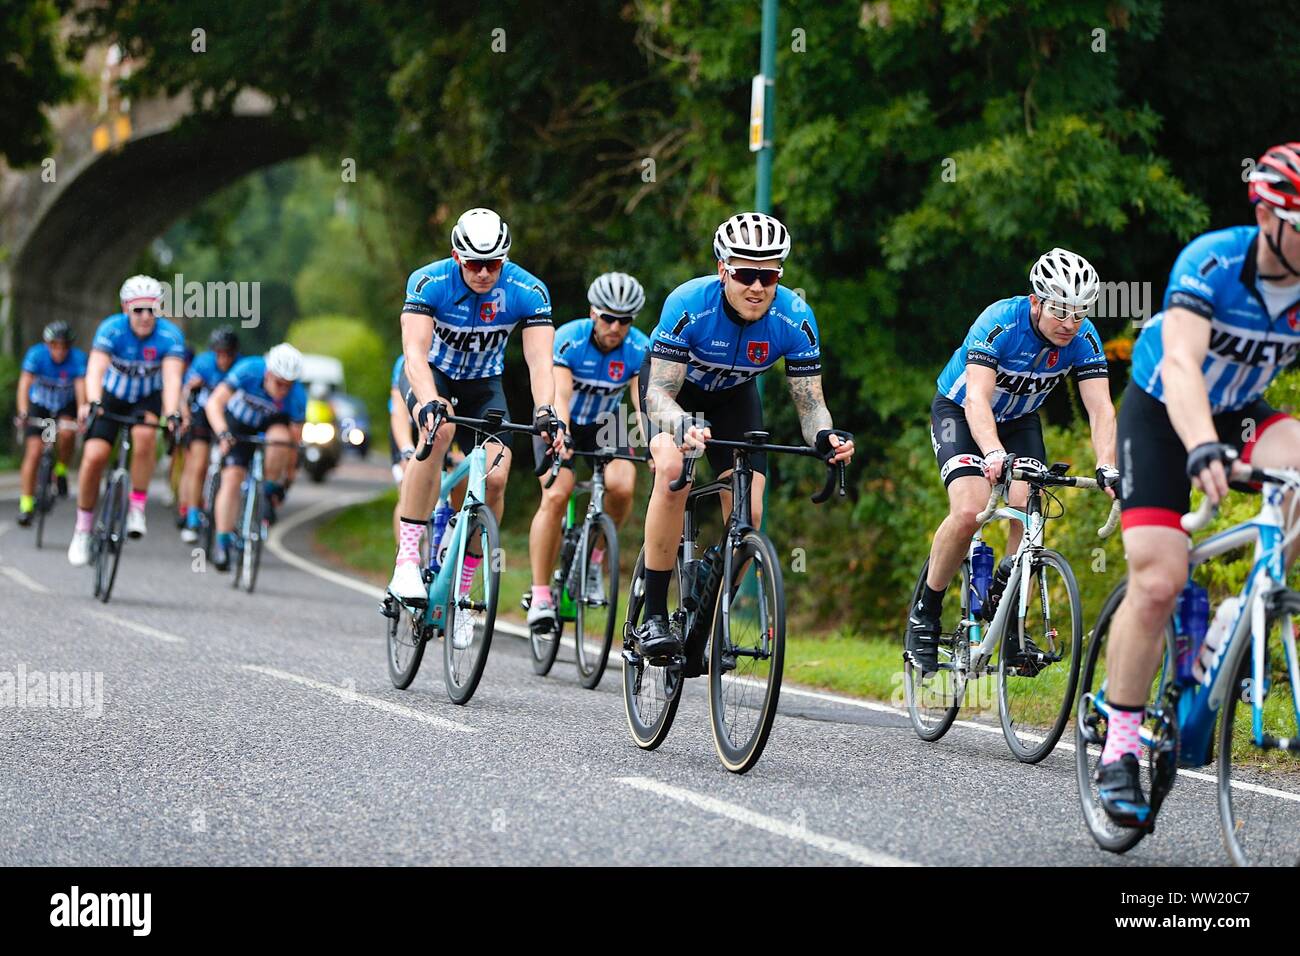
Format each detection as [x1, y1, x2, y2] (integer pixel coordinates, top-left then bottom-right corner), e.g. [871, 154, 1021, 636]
[85, 392, 162, 445]
[929, 393, 1047, 487]
[24, 402, 76, 439]
[185, 408, 214, 445]
[222, 414, 292, 470]
[397, 364, 510, 453]
[637, 355, 767, 477]
[1117, 381, 1288, 533]
[533, 421, 619, 473]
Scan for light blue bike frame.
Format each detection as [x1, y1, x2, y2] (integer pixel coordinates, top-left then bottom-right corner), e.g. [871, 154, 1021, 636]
[421, 447, 491, 633]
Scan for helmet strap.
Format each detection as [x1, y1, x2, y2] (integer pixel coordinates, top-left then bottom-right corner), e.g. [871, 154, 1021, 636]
[1260, 218, 1300, 280]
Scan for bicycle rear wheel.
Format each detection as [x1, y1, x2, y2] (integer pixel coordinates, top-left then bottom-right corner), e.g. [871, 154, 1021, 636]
[903, 558, 969, 742]
[34, 449, 54, 549]
[997, 549, 1082, 763]
[1217, 590, 1300, 866]
[1074, 580, 1175, 854]
[709, 530, 784, 774]
[199, 466, 220, 558]
[576, 513, 619, 689]
[443, 504, 500, 705]
[528, 526, 567, 676]
[95, 475, 128, 603]
[622, 549, 684, 750]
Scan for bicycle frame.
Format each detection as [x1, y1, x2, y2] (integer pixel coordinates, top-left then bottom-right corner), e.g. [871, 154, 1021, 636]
[421, 446, 490, 633]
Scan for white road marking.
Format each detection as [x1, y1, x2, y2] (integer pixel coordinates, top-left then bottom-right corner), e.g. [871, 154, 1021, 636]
[0, 565, 50, 593]
[615, 776, 919, 867]
[241, 664, 476, 734]
[91, 610, 186, 644]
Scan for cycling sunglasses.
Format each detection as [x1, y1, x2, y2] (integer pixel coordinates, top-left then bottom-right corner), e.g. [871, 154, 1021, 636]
[130, 307, 156, 315]
[597, 312, 635, 326]
[463, 257, 505, 274]
[723, 264, 783, 287]
[1043, 302, 1089, 323]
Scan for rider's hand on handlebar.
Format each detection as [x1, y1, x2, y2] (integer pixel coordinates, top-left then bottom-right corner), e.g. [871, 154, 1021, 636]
[534, 404, 567, 457]
[218, 430, 237, 456]
[1186, 441, 1236, 505]
[815, 428, 855, 465]
[1095, 463, 1120, 500]
[674, 416, 711, 455]
[981, 447, 1009, 484]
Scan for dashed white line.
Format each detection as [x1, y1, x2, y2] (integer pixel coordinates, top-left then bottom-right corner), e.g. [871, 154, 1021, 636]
[91, 610, 186, 644]
[615, 776, 919, 867]
[0, 565, 50, 593]
[241, 664, 477, 734]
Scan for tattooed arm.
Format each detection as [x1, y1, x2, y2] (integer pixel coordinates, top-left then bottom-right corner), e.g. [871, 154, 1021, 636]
[788, 374, 834, 446]
[643, 357, 689, 435]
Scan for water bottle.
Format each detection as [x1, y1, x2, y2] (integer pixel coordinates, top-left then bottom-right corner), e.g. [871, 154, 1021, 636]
[1174, 581, 1210, 686]
[436, 512, 458, 572]
[1194, 596, 1240, 685]
[429, 499, 453, 571]
[969, 543, 994, 617]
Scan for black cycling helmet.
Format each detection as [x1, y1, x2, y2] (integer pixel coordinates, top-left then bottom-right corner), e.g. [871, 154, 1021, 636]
[209, 326, 240, 352]
[43, 321, 73, 344]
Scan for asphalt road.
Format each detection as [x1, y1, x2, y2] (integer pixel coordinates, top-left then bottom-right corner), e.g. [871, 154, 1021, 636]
[1, 460, 1296, 866]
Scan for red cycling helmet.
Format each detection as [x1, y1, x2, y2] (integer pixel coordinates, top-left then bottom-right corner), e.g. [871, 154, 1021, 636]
[1248, 142, 1300, 221]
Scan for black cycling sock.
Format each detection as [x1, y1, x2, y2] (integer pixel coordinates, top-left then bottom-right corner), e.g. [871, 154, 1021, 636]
[644, 568, 672, 620]
[919, 583, 945, 617]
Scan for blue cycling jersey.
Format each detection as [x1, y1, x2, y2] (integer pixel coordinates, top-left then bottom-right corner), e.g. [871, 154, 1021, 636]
[936, 296, 1108, 422]
[387, 353, 406, 413]
[1130, 226, 1300, 414]
[22, 344, 87, 411]
[555, 319, 650, 426]
[184, 350, 234, 410]
[222, 357, 307, 430]
[402, 258, 552, 380]
[91, 313, 188, 403]
[649, 275, 821, 392]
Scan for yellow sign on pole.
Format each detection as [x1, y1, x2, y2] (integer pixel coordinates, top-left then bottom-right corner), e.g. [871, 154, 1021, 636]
[749, 74, 766, 153]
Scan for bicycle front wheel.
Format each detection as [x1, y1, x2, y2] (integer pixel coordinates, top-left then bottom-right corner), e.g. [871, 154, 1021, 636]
[95, 476, 128, 604]
[34, 450, 54, 549]
[199, 467, 220, 558]
[708, 530, 784, 774]
[1217, 590, 1300, 866]
[576, 513, 619, 689]
[997, 549, 1083, 763]
[443, 504, 500, 705]
[621, 548, 684, 750]
[903, 558, 968, 742]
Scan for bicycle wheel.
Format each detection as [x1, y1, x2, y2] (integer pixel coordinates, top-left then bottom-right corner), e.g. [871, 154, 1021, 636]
[903, 558, 969, 742]
[230, 481, 251, 591]
[198, 467, 220, 558]
[997, 549, 1083, 763]
[708, 530, 785, 774]
[576, 513, 619, 689]
[96, 476, 128, 604]
[34, 449, 54, 549]
[621, 549, 684, 750]
[386, 595, 428, 689]
[443, 504, 500, 705]
[529, 527, 569, 677]
[1217, 590, 1300, 866]
[239, 485, 264, 593]
[1074, 580, 1175, 854]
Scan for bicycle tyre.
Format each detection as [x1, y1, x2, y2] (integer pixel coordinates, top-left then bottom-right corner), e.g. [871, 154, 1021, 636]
[443, 504, 500, 705]
[97, 475, 128, 604]
[386, 596, 428, 689]
[997, 548, 1083, 764]
[199, 466, 220, 559]
[34, 448, 54, 549]
[576, 513, 619, 690]
[529, 526, 568, 676]
[621, 548, 684, 750]
[708, 529, 785, 774]
[903, 558, 967, 742]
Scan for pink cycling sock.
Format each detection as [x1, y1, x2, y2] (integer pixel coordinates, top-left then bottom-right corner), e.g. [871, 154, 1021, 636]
[531, 585, 552, 607]
[590, 547, 605, 567]
[76, 508, 94, 533]
[1101, 705, 1144, 764]
[395, 518, 424, 566]
[129, 490, 147, 512]
[459, 554, 482, 596]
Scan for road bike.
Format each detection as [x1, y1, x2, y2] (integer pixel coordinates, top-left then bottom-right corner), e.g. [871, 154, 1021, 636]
[228, 434, 300, 594]
[20, 415, 77, 549]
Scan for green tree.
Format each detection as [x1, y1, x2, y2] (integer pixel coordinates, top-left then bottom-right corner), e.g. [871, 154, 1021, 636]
[1, 0, 81, 167]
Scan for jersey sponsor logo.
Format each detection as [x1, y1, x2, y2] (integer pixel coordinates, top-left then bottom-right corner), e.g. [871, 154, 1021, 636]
[671, 312, 690, 337]
[1209, 328, 1300, 367]
[608, 360, 625, 380]
[799, 320, 817, 348]
[995, 368, 1067, 397]
[1083, 330, 1101, 355]
[1046, 349, 1060, 369]
[433, 324, 513, 354]
[1198, 254, 1220, 277]
[984, 325, 1007, 346]
[747, 341, 770, 364]
[414, 275, 432, 294]
[558, 340, 574, 355]
[532, 283, 549, 305]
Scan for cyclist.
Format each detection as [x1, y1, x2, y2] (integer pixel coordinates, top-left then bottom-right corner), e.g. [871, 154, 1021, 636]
[178, 327, 240, 543]
[14, 321, 86, 526]
[68, 276, 187, 566]
[633, 212, 855, 659]
[906, 248, 1117, 674]
[386, 207, 565, 603]
[1097, 142, 1300, 827]
[524, 272, 651, 633]
[204, 344, 306, 572]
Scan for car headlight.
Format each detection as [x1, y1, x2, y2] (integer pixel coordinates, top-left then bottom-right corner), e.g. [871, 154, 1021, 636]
[348, 428, 365, 446]
[303, 422, 336, 444]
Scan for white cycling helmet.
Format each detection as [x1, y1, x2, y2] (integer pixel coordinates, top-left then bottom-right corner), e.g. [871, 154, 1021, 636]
[451, 207, 511, 259]
[587, 272, 646, 316]
[119, 274, 163, 307]
[1030, 248, 1100, 310]
[265, 343, 304, 382]
[713, 212, 791, 263]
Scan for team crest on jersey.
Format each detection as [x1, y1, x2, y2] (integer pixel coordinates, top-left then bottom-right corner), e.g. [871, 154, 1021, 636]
[142, 346, 157, 361]
[1287, 307, 1300, 333]
[1046, 349, 1060, 369]
[479, 302, 498, 322]
[747, 341, 770, 364]
[608, 360, 625, 380]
